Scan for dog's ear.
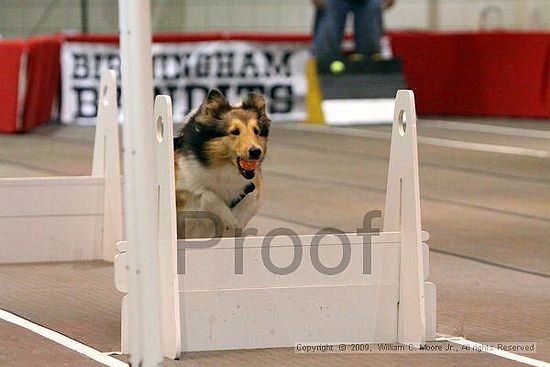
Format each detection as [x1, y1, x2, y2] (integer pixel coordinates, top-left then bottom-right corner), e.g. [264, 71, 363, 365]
[243, 92, 270, 137]
[197, 89, 230, 122]
[242, 92, 268, 117]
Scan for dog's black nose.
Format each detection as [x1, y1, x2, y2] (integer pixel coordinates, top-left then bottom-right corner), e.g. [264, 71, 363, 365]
[248, 147, 262, 160]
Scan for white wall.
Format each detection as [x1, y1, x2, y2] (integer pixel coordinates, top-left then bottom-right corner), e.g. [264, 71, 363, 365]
[383, 0, 550, 31]
[177, 0, 550, 33]
[0, 0, 548, 40]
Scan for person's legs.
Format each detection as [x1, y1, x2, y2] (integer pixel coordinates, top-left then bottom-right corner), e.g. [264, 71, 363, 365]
[313, 7, 325, 36]
[313, 0, 351, 59]
[312, 6, 326, 53]
[351, 0, 382, 56]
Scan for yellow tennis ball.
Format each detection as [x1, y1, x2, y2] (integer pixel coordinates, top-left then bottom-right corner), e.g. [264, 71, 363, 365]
[330, 60, 345, 74]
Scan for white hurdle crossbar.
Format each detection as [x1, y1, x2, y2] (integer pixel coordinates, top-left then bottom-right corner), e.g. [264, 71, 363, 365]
[115, 89, 436, 357]
[0, 70, 122, 264]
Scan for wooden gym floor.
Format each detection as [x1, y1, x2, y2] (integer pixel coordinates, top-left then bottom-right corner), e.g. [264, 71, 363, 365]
[0, 117, 549, 366]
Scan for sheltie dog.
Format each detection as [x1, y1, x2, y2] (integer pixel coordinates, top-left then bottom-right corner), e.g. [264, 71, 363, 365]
[174, 89, 270, 238]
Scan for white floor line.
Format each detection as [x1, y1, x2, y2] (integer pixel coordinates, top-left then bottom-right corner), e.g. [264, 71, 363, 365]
[0, 309, 128, 367]
[438, 336, 550, 367]
[2, 306, 549, 366]
[278, 123, 550, 159]
[421, 119, 550, 139]
[418, 136, 550, 158]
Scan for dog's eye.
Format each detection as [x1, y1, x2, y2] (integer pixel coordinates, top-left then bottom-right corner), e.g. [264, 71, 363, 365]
[253, 127, 259, 135]
[230, 129, 240, 136]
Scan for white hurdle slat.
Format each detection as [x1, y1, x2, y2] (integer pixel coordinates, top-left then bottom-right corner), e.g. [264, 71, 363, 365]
[177, 233, 401, 351]
[383, 90, 427, 345]
[0, 177, 105, 262]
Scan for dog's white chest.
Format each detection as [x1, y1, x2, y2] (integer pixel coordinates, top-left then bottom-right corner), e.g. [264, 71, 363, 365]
[177, 156, 249, 205]
[202, 165, 249, 204]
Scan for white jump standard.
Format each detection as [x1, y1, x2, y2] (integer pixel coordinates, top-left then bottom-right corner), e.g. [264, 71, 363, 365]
[0, 69, 122, 264]
[115, 89, 437, 357]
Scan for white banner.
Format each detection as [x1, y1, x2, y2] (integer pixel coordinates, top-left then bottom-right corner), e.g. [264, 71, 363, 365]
[61, 41, 310, 125]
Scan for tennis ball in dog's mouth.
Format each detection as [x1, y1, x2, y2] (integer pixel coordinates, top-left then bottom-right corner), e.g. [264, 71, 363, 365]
[330, 60, 345, 74]
[239, 159, 259, 171]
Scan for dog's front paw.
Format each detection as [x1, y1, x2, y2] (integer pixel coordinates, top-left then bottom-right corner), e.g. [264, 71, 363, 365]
[222, 213, 239, 231]
[232, 191, 259, 228]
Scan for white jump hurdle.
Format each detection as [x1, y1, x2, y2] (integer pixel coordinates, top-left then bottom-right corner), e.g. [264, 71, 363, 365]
[115, 89, 436, 358]
[0, 70, 122, 263]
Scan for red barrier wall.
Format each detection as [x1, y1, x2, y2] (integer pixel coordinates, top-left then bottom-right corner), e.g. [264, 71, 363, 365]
[390, 31, 550, 118]
[0, 40, 26, 133]
[22, 36, 62, 131]
[65, 33, 312, 44]
[1, 31, 549, 134]
[0, 36, 61, 133]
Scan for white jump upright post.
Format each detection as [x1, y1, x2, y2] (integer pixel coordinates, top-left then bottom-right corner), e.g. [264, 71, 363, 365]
[116, 96, 181, 360]
[92, 70, 123, 262]
[118, 0, 163, 366]
[153, 96, 182, 359]
[384, 90, 426, 346]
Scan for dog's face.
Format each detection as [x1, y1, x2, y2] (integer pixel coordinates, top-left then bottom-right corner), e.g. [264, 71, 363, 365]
[179, 89, 270, 180]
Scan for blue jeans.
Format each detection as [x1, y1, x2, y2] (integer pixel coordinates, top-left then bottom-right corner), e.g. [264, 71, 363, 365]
[313, 0, 383, 59]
